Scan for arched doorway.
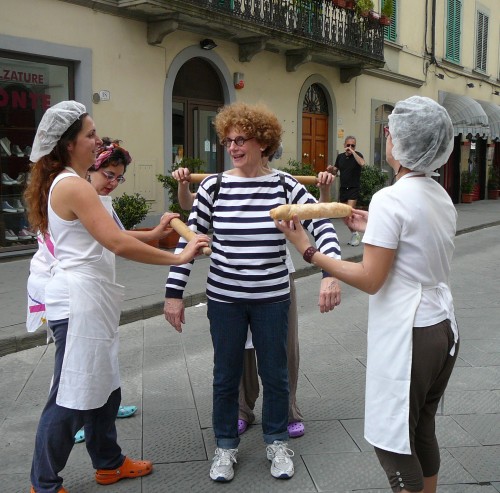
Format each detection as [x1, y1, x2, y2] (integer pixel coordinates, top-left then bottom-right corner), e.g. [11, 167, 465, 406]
[172, 58, 224, 173]
[302, 83, 328, 173]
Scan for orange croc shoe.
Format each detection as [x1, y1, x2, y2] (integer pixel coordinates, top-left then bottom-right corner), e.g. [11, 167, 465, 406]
[31, 487, 68, 492]
[95, 456, 153, 485]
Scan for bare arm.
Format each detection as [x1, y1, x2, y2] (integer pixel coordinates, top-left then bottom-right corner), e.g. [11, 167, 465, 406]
[275, 215, 395, 295]
[126, 212, 177, 242]
[317, 171, 335, 203]
[51, 178, 209, 265]
[172, 167, 196, 210]
[351, 150, 366, 166]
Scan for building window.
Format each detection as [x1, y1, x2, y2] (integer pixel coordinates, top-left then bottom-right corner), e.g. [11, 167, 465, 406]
[303, 84, 328, 114]
[382, 0, 397, 42]
[445, 0, 462, 63]
[475, 10, 489, 72]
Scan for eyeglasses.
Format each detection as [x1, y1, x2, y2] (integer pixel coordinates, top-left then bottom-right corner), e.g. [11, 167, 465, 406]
[220, 136, 254, 148]
[345, 143, 356, 148]
[101, 170, 126, 184]
[383, 126, 390, 138]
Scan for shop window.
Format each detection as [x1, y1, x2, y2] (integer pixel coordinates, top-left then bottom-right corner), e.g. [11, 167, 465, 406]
[373, 103, 394, 179]
[0, 53, 72, 253]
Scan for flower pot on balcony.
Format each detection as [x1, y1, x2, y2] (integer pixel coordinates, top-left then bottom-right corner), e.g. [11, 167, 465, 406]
[345, 0, 355, 10]
[380, 14, 391, 25]
[333, 0, 347, 7]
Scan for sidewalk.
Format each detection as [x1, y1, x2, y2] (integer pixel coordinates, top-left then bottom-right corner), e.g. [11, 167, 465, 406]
[1, 200, 499, 357]
[0, 204, 499, 492]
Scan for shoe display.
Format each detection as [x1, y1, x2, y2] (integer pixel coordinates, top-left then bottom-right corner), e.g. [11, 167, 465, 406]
[13, 199, 24, 212]
[0, 137, 11, 156]
[12, 144, 24, 157]
[210, 447, 238, 482]
[24, 145, 32, 157]
[95, 456, 153, 485]
[14, 172, 26, 184]
[350, 231, 361, 247]
[1, 173, 16, 185]
[2, 200, 17, 213]
[266, 440, 294, 479]
[18, 228, 33, 240]
[5, 229, 18, 241]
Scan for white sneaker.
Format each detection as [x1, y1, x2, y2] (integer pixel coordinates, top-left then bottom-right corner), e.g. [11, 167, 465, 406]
[266, 440, 294, 479]
[350, 231, 361, 247]
[209, 447, 238, 482]
[13, 199, 24, 212]
[2, 201, 17, 213]
[2, 173, 16, 185]
[18, 228, 33, 240]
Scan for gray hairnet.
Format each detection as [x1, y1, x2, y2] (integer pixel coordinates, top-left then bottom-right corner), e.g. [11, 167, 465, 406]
[388, 96, 454, 173]
[30, 101, 87, 162]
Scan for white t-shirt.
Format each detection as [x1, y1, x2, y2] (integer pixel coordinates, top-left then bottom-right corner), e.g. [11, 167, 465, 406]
[363, 173, 457, 327]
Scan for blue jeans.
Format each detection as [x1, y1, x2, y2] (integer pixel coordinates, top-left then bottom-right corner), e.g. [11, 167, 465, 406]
[31, 319, 124, 493]
[207, 299, 290, 448]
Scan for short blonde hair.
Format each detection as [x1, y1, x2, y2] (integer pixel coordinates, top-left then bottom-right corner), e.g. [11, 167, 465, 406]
[214, 102, 282, 157]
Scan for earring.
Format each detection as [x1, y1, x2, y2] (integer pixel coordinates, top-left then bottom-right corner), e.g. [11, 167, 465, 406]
[86, 173, 91, 183]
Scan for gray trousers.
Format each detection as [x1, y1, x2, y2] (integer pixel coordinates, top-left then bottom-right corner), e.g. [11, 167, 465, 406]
[238, 274, 303, 423]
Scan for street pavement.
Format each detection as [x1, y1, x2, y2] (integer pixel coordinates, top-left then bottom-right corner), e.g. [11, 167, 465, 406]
[0, 200, 499, 492]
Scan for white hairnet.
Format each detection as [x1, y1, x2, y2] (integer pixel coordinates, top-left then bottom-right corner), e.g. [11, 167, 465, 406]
[30, 101, 86, 162]
[388, 96, 454, 173]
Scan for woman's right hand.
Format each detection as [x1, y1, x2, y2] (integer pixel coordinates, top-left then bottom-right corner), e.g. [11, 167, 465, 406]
[344, 208, 368, 232]
[164, 298, 185, 332]
[172, 167, 191, 183]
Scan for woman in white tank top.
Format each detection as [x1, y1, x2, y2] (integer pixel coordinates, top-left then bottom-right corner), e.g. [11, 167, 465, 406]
[24, 101, 210, 493]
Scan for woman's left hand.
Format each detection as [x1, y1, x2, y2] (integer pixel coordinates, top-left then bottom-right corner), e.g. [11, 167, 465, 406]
[319, 277, 341, 313]
[274, 215, 311, 255]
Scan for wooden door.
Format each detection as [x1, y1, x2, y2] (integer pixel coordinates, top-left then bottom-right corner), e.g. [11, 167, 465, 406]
[302, 112, 328, 173]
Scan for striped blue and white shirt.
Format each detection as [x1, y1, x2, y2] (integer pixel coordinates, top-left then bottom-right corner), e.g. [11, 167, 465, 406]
[165, 170, 341, 304]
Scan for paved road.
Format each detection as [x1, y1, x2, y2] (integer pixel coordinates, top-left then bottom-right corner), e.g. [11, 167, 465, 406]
[1, 225, 499, 492]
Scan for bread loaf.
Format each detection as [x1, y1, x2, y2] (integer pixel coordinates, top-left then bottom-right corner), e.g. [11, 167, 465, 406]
[269, 202, 352, 221]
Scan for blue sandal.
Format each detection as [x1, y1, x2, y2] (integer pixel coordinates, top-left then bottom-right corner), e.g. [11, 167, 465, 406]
[74, 429, 85, 443]
[117, 405, 137, 418]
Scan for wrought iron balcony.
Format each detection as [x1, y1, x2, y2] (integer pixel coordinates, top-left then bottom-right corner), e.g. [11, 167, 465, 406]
[60, 0, 385, 80]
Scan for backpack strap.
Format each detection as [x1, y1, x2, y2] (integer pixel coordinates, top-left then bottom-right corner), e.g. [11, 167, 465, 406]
[212, 172, 223, 207]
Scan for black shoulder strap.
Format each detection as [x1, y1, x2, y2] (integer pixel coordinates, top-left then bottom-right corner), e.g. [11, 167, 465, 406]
[213, 172, 223, 206]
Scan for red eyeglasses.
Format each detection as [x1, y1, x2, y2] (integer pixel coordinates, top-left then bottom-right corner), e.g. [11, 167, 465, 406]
[383, 126, 390, 138]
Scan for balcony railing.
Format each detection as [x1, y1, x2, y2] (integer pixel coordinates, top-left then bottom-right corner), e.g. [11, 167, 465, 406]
[189, 0, 384, 60]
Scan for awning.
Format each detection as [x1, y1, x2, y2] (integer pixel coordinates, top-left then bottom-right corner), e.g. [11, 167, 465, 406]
[440, 92, 490, 137]
[477, 100, 500, 141]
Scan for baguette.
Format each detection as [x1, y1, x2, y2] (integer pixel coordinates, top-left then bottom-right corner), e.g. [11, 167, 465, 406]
[170, 218, 212, 256]
[269, 202, 352, 221]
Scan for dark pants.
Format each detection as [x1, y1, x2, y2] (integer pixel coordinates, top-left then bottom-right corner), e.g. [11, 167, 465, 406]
[375, 319, 459, 492]
[208, 299, 290, 448]
[31, 319, 124, 493]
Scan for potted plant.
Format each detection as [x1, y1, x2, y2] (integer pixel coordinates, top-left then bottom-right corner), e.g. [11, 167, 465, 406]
[280, 159, 320, 200]
[345, 0, 355, 10]
[112, 192, 155, 243]
[156, 157, 206, 248]
[358, 165, 387, 208]
[487, 166, 500, 200]
[380, 0, 393, 25]
[332, 0, 347, 7]
[355, 0, 374, 17]
[460, 170, 475, 203]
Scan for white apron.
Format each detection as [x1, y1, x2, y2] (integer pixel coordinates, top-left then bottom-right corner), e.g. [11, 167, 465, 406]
[364, 270, 458, 454]
[55, 195, 125, 410]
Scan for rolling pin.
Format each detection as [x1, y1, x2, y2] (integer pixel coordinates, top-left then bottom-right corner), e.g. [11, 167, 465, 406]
[170, 218, 212, 256]
[189, 173, 319, 186]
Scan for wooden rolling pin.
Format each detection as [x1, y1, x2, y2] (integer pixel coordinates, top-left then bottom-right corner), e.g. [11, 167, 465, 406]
[269, 202, 353, 221]
[189, 173, 319, 186]
[170, 218, 212, 256]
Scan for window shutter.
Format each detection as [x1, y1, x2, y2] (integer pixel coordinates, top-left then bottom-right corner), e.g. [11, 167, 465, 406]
[383, 0, 397, 42]
[445, 0, 462, 63]
[475, 11, 489, 72]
